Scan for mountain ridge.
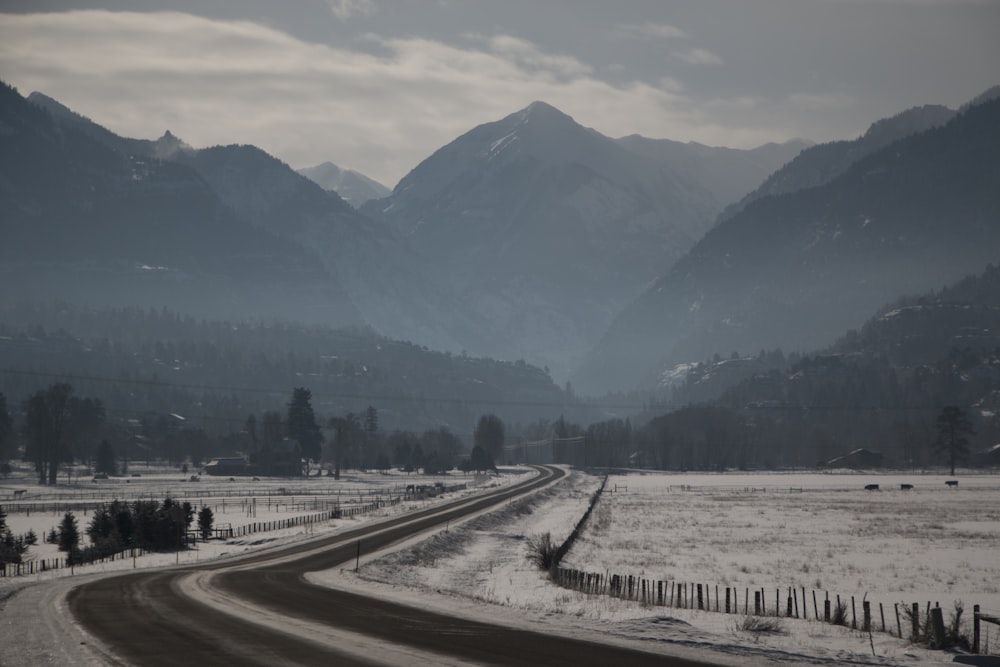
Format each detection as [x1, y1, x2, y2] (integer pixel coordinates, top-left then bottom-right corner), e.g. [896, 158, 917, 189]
[575, 93, 1000, 394]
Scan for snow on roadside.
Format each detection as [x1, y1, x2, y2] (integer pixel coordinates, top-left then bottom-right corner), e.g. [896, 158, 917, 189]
[311, 469, 982, 666]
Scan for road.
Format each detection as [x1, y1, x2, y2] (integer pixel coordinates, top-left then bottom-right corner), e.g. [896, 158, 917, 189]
[68, 466, 719, 666]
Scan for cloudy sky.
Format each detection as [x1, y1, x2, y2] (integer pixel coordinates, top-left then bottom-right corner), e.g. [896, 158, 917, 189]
[1, 1, 997, 187]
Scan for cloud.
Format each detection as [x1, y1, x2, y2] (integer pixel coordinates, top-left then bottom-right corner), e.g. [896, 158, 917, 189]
[326, 0, 375, 20]
[786, 91, 857, 111]
[613, 21, 686, 41]
[0, 10, 783, 186]
[673, 48, 723, 65]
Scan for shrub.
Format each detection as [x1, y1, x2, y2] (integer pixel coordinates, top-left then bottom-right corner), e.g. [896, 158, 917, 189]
[831, 599, 849, 626]
[525, 532, 558, 571]
[736, 615, 787, 635]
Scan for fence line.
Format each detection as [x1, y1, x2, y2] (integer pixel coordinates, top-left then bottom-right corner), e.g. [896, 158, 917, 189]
[548, 477, 992, 654]
[0, 495, 401, 579]
[550, 565, 992, 652]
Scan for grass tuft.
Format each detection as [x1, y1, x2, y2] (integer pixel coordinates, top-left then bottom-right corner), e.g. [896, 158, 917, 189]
[736, 615, 787, 635]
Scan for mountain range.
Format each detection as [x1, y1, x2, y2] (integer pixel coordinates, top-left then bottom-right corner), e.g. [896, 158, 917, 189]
[574, 94, 1000, 393]
[297, 162, 390, 207]
[362, 101, 805, 377]
[0, 83, 361, 328]
[5, 77, 998, 403]
[5, 85, 803, 385]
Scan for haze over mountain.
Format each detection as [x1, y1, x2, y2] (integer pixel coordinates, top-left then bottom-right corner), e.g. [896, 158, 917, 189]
[364, 101, 804, 378]
[0, 82, 361, 327]
[297, 162, 391, 207]
[575, 94, 1000, 394]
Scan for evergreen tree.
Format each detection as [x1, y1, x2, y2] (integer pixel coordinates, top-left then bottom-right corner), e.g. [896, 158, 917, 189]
[198, 506, 214, 540]
[1, 504, 27, 564]
[935, 405, 974, 475]
[58, 512, 80, 553]
[24, 383, 74, 485]
[0, 392, 12, 461]
[474, 414, 505, 461]
[470, 445, 496, 473]
[286, 388, 323, 463]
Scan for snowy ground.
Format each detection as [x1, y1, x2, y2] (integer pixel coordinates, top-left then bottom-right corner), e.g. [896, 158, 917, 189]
[315, 468, 1000, 666]
[2, 464, 998, 666]
[0, 461, 516, 586]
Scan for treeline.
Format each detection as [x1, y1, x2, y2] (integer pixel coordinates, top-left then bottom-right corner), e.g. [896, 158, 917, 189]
[0, 380, 506, 484]
[0, 302, 584, 438]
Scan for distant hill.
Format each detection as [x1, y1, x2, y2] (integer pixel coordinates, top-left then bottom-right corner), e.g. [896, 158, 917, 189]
[297, 161, 390, 207]
[576, 94, 1000, 394]
[0, 83, 361, 327]
[363, 101, 802, 378]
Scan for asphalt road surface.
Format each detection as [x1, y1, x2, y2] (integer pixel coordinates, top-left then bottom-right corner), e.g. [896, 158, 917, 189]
[68, 466, 720, 666]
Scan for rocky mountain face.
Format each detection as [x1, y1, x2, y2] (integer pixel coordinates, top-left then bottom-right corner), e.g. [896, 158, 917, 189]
[363, 101, 802, 378]
[575, 96, 1000, 394]
[1, 83, 361, 327]
[297, 161, 390, 207]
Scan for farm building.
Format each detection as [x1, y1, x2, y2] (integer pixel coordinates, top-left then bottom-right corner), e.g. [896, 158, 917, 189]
[974, 443, 1000, 468]
[823, 448, 885, 469]
[203, 457, 250, 476]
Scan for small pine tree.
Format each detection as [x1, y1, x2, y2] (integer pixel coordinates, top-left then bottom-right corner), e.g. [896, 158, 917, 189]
[198, 506, 214, 540]
[58, 512, 80, 552]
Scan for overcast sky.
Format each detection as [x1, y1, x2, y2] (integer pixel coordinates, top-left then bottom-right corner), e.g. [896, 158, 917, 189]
[2, 1, 998, 187]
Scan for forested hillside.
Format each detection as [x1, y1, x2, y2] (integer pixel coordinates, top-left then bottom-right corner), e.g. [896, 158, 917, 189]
[0, 303, 580, 440]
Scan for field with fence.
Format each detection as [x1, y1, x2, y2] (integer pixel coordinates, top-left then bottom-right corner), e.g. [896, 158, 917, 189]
[559, 471, 1000, 653]
[0, 460, 495, 580]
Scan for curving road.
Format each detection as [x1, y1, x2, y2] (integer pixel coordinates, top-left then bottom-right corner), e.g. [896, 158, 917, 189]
[68, 466, 719, 666]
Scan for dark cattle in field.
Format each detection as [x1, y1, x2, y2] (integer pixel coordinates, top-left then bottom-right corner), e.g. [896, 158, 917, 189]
[900, 484, 913, 490]
[864, 484, 879, 491]
[946, 480, 958, 488]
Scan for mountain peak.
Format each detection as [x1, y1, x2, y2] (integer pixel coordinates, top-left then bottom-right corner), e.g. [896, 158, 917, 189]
[516, 100, 574, 126]
[152, 130, 192, 159]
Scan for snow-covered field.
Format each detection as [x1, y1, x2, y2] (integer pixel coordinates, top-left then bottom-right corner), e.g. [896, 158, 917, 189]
[3, 464, 999, 666]
[331, 468, 1000, 666]
[0, 461, 511, 584]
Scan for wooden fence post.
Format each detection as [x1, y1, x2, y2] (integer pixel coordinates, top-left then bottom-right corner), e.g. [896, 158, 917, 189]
[726, 587, 731, 614]
[929, 606, 946, 648]
[863, 600, 871, 632]
[973, 604, 980, 654]
[697, 583, 703, 610]
[911, 602, 920, 641]
[851, 596, 857, 629]
[755, 590, 761, 616]
[812, 590, 818, 620]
